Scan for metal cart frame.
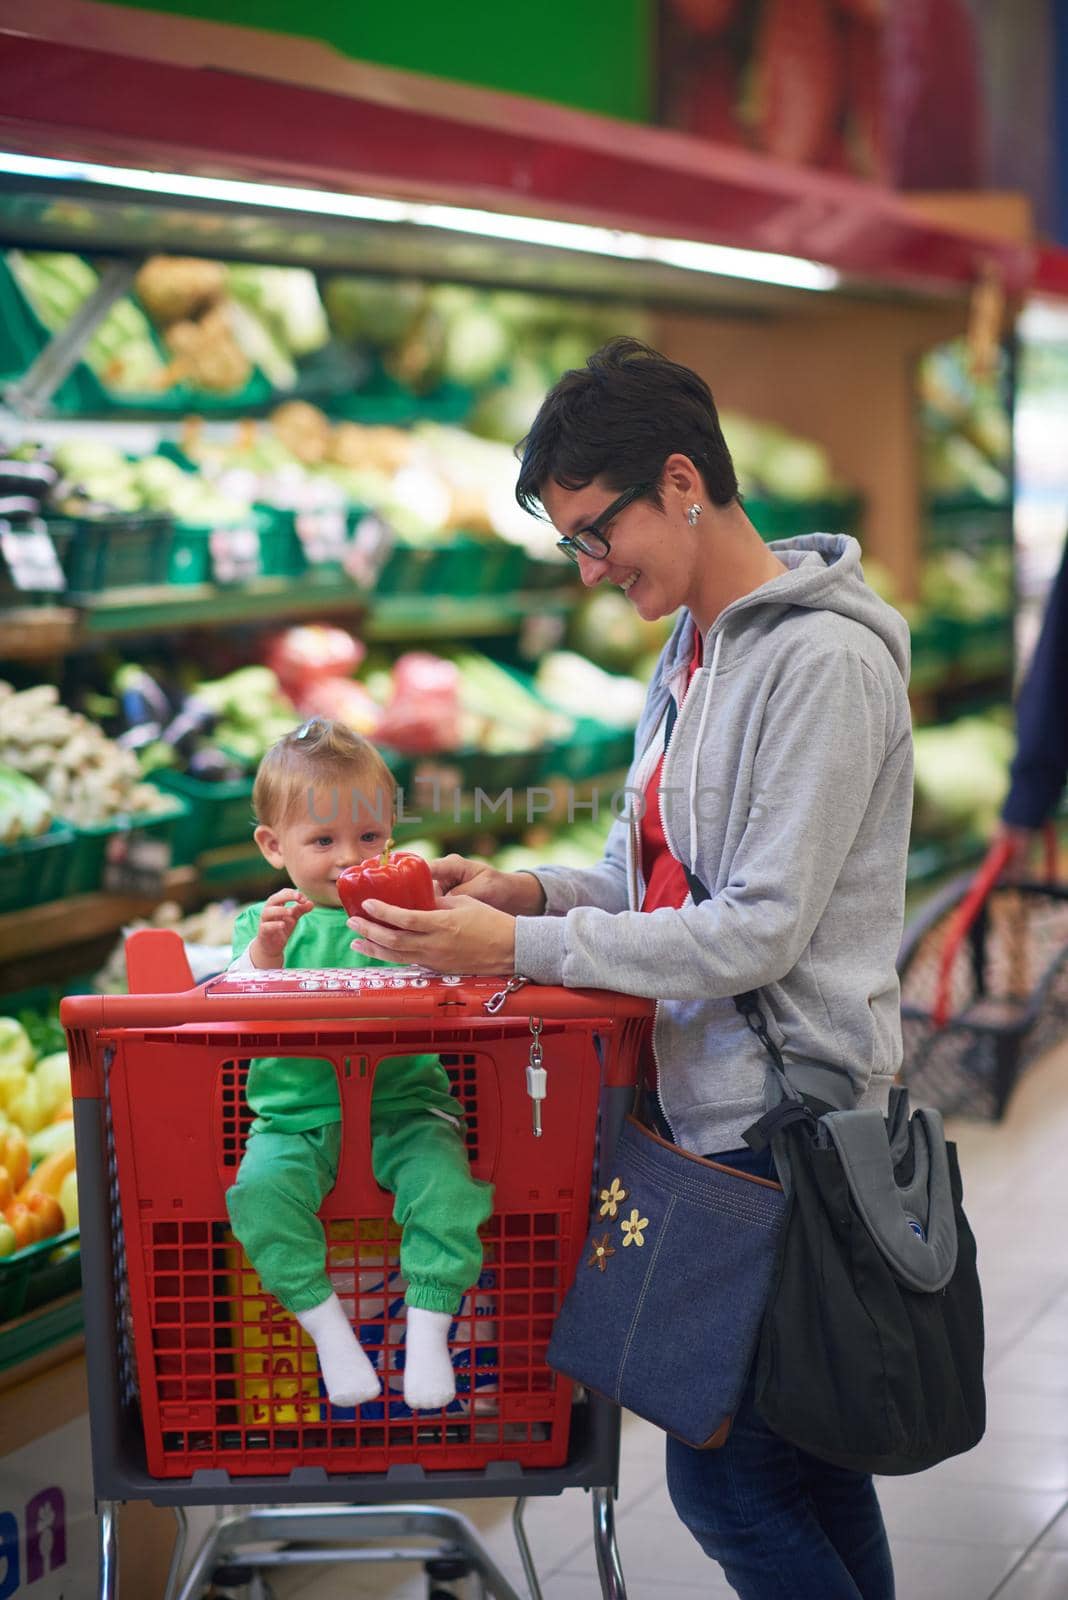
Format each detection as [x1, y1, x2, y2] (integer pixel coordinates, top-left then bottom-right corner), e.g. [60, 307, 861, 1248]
[65, 936, 651, 1600]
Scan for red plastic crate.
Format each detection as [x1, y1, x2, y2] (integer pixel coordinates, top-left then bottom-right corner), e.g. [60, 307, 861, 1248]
[63, 932, 650, 1481]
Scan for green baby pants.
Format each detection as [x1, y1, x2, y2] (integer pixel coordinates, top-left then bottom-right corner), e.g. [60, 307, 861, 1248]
[226, 1113, 493, 1316]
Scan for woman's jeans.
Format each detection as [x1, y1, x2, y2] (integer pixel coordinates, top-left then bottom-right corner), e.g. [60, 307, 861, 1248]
[663, 1138, 896, 1600]
[666, 1368, 895, 1599]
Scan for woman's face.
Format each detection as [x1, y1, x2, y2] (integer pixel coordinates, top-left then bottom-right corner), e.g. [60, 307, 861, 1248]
[541, 475, 699, 623]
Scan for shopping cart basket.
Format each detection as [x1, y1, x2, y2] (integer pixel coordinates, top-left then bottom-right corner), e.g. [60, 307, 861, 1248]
[61, 929, 652, 1600]
[898, 828, 1068, 1119]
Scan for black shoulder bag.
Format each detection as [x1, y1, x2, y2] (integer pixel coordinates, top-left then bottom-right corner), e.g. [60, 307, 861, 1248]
[687, 871, 987, 1477]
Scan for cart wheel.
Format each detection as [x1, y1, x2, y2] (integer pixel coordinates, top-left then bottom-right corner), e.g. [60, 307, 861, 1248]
[426, 1551, 473, 1597]
[203, 1570, 277, 1600]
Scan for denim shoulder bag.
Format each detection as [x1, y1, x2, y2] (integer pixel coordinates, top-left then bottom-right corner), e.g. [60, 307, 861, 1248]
[546, 1030, 789, 1449]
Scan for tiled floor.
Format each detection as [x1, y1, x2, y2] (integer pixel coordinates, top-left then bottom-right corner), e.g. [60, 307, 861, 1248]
[199, 1037, 1068, 1599]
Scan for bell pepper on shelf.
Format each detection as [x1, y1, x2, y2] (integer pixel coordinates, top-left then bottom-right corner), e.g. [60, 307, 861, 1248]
[0, 1121, 30, 1191]
[265, 626, 366, 698]
[16, 1142, 76, 1202]
[336, 847, 436, 925]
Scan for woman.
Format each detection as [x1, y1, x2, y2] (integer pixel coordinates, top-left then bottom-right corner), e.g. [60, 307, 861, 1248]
[347, 338, 909, 1599]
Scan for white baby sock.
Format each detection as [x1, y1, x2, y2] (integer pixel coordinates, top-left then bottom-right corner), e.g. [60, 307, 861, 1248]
[296, 1292, 381, 1409]
[403, 1306, 456, 1412]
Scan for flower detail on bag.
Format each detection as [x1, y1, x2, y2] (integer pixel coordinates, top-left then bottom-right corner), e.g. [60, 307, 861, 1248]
[598, 1177, 628, 1219]
[587, 1233, 615, 1272]
[621, 1209, 649, 1248]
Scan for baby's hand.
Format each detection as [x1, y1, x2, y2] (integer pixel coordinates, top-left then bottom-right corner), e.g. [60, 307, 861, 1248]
[248, 887, 312, 968]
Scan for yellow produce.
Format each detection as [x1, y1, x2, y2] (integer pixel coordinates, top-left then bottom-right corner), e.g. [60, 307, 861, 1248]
[30, 1053, 71, 1122]
[22, 1191, 64, 1240]
[0, 1220, 16, 1257]
[4, 1202, 42, 1249]
[6, 1075, 50, 1135]
[27, 1119, 75, 1164]
[17, 1144, 76, 1201]
[0, 1164, 12, 1209]
[57, 1168, 78, 1231]
[0, 1018, 32, 1109]
[0, 1123, 29, 1190]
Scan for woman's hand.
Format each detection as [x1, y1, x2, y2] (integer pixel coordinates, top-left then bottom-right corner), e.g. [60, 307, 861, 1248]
[348, 892, 517, 975]
[430, 854, 547, 915]
[248, 886, 312, 968]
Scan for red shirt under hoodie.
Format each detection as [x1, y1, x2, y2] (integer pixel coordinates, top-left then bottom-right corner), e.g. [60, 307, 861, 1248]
[639, 628, 704, 913]
[636, 628, 703, 1100]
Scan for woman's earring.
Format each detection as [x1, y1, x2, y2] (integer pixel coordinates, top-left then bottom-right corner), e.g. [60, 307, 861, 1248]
[687, 503, 703, 526]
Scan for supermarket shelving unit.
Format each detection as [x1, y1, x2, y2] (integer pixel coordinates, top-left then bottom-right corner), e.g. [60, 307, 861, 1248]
[0, 8, 1045, 1589]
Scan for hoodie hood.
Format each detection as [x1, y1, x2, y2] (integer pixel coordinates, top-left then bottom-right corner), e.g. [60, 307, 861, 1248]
[660, 534, 911, 689]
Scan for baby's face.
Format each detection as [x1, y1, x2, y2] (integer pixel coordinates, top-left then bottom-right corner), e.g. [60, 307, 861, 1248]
[272, 782, 392, 908]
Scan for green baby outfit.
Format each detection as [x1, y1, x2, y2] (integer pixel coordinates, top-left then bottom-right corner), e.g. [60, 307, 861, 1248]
[225, 902, 493, 1315]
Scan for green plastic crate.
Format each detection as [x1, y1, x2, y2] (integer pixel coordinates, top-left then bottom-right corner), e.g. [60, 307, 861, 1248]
[0, 1229, 80, 1324]
[0, 822, 76, 913]
[747, 496, 863, 542]
[948, 613, 1014, 675]
[373, 540, 440, 596]
[436, 536, 526, 598]
[542, 720, 635, 785]
[64, 794, 192, 896]
[151, 768, 256, 859]
[254, 504, 307, 579]
[61, 511, 175, 593]
[924, 496, 1012, 551]
[522, 554, 577, 592]
[909, 616, 953, 689]
[167, 508, 275, 587]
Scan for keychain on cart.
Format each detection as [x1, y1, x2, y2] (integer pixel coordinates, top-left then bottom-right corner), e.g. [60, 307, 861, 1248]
[526, 1015, 547, 1136]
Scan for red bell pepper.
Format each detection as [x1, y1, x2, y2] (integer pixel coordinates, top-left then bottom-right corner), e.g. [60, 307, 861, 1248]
[337, 848, 436, 923]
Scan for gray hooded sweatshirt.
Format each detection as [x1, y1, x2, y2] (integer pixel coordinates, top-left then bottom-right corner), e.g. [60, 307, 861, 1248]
[515, 534, 914, 1156]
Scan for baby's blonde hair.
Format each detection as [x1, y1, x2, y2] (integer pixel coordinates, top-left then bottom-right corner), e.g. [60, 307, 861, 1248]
[253, 718, 396, 830]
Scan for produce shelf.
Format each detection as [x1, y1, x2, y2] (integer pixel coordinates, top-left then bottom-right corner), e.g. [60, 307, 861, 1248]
[362, 592, 575, 642]
[0, 585, 578, 660]
[0, 1290, 83, 1376]
[0, 865, 197, 969]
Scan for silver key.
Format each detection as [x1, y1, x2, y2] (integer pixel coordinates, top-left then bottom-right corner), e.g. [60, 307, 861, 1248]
[526, 1062, 547, 1136]
[526, 1017, 546, 1136]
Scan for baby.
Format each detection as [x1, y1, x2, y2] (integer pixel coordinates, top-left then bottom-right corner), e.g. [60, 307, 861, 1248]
[225, 717, 493, 1411]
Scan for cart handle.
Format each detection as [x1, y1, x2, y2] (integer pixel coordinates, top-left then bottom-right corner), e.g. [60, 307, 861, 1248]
[931, 822, 1058, 1028]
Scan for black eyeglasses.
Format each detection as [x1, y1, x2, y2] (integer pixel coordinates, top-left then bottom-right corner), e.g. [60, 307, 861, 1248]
[556, 482, 651, 564]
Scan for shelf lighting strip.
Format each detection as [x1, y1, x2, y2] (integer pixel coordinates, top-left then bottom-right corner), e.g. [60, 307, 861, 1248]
[0, 150, 840, 294]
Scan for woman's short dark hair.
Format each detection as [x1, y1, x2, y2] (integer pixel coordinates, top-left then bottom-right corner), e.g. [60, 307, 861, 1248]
[515, 337, 738, 515]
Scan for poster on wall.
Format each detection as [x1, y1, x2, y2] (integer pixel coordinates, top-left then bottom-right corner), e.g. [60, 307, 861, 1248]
[654, 0, 987, 190]
[0, 1417, 96, 1599]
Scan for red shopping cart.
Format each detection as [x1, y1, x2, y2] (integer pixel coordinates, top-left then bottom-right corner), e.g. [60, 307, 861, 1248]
[61, 930, 652, 1599]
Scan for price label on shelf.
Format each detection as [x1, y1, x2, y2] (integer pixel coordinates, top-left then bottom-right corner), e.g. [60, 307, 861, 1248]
[344, 512, 395, 587]
[296, 507, 348, 566]
[0, 517, 65, 592]
[210, 524, 261, 584]
[103, 828, 172, 896]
